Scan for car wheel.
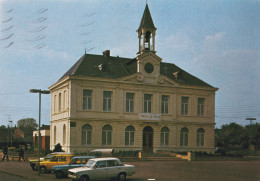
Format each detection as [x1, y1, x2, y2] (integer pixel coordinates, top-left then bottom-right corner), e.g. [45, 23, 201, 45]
[117, 173, 126, 181]
[31, 165, 37, 171]
[79, 175, 89, 181]
[40, 166, 47, 174]
[55, 171, 64, 179]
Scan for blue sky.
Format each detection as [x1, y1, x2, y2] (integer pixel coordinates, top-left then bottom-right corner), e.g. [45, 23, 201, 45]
[0, 0, 259, 128]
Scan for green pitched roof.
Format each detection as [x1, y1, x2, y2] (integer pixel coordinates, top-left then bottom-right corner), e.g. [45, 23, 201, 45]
[59, 53, 213, 88]
[138, 4, 156, 31]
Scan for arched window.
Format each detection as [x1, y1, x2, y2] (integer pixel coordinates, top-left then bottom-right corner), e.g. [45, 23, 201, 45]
[125, 125, 135, 146]
[102, 124, 112, 146]
[54, 126, 57, 145]
[63, 124, 66, 145]
[197, 128, 205, 146]
[64, 90, 67, 110]
[160, 126, 169, 146]
[54, 95, 57, 113]
[58, 93, 61, 112]
[180, 127, 189, 146]
[81, 124, 92, 145]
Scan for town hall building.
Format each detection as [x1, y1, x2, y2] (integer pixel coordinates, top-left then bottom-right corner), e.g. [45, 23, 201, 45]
[49, 4, 218, 154]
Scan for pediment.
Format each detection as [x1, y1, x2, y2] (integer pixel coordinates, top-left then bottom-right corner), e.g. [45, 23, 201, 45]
[120, 73, 179, 87]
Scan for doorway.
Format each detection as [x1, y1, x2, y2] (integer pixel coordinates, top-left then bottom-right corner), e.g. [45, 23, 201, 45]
[143, 126, 153, 152]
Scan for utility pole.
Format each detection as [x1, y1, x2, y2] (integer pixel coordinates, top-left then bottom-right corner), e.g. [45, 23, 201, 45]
[246, 118, 256, 148]
[9, 120, 13, 147]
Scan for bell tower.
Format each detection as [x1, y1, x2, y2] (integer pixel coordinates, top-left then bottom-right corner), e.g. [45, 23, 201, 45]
[137, 4, 157, 55]
[136, 4, 162, 83]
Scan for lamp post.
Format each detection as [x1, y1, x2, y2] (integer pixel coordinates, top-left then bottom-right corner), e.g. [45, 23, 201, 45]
[30, 89, 50, 176]
[9, 120, 13, 147]
[246, 118, 256, 149]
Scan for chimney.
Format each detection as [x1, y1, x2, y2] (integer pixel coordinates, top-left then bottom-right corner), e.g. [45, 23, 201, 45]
[103, 50, 110, 58]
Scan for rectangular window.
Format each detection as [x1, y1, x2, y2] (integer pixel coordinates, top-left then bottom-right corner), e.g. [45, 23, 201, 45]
[181, 96, 189, 115]
[197, 98, 205, 116]
[103, 91, 112, 112]
[126, 93, 134, 113]
[144, 94, 152, 113]
[161, 95, 169, 114]
[83, 90, 92, 110]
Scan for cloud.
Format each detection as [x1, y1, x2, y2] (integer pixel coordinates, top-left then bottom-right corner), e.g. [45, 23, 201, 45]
[204, 32, 226, 50]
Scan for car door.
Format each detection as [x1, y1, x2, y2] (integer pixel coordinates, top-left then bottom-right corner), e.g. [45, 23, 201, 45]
[58, 156, 67, 166]
[70, 158, 81, 169]
[93, 160, 107, 180]
[78, 158, 88, 168]
[107, 160, 122, 178]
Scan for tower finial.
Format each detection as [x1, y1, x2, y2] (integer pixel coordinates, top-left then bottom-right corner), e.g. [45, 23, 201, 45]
[146, 0, 148, 5]
[85, 48, 86, 54]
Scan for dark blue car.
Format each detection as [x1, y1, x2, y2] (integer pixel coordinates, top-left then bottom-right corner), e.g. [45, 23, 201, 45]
[51, 156, 95, 179]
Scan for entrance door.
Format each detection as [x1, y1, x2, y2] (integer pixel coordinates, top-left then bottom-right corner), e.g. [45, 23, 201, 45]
[143, 126, 153, 152]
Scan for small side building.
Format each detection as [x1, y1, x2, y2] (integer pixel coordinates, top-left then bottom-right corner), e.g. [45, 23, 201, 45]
[33, 125, 50, 151]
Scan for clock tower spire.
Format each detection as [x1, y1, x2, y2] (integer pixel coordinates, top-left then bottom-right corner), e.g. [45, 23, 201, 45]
[137, 4, 157, 55]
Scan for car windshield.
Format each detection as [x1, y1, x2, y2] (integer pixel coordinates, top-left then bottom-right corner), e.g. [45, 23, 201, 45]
[69, 158, 79, 164]
[44, 154, 52, 160]
[85, 160, 95, 168]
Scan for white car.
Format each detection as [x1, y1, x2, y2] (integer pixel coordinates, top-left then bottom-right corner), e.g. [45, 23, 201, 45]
[68, 157, 135, 181]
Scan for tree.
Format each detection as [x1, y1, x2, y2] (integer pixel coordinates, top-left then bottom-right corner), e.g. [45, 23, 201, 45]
[53, 143, 64, 152]
[0, 125, 6, 129]
[17, 118, 37, 129]
[216, 122, 249, 150]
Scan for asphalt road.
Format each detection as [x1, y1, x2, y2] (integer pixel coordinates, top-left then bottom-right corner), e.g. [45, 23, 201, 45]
[0, 171, 29, 181]
[0, 160, 259, 181]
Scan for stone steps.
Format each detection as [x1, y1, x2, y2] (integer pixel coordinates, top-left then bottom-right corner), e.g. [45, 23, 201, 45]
[146, 156, 183, 161]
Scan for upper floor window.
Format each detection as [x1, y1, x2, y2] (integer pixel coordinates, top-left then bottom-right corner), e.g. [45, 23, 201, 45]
[83, 90, 92, 110]
[63, 90, 67, 110]
[126, 93, 134, 113]
[161, 95, 169, 114]
[181, 96, 189, 115]
[144, 94, 152, 113]
[103, 91, 112, 112]
[58, 93, 61, 112]
[197, 98, 205, 116]
[54, 95, 57, 113]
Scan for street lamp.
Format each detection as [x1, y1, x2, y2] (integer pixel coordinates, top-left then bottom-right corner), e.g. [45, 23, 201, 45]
[30, 89, 50, 176]
[9, 120, 13, 147]
[246, 118, 256, 149]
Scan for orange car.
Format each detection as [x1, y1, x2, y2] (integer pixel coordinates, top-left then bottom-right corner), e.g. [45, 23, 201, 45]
[36, 153, 74, 174]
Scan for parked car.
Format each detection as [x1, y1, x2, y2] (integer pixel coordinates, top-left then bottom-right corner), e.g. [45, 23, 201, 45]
[29, 152, 70, 171]
[52, 156, 96, 179]
[29, 152, 61, 170]
[68, 157, 135, 181]
[36, 153, 75, 174]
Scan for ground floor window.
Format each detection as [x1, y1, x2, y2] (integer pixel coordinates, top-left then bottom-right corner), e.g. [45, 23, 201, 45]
[196, 128, 205, 146]
[102, 124, 112, 145]
[180, 127, 188, 146]
[160, 126, 169, 146]
[125, 125, 135, 146]
[82, 124, 92, 145]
